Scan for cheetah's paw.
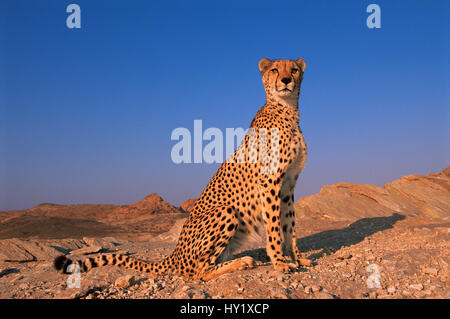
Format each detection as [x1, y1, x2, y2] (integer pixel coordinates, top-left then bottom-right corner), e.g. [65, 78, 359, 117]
[238, 256, 255, 270]
[274, 261, 298, 273]
[296, 257, 312, 267]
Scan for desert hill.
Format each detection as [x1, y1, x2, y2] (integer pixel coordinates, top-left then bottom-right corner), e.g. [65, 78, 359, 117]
[296, 166, 450, 221]
[0, 193, 186, 240]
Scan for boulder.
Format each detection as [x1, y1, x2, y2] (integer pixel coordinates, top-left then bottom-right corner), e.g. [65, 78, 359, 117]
[180, 198, 198, 213]
[69, 245, 102, 256]
[82, 237, 122, 250]
[114, 275, 135, 288]
[0, 238, 85, 262]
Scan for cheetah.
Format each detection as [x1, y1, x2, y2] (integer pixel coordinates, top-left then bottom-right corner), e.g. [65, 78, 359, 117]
[54, 58, 310, 281]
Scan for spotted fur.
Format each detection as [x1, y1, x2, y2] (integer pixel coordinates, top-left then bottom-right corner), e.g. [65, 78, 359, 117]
[54, 58, 310, 280]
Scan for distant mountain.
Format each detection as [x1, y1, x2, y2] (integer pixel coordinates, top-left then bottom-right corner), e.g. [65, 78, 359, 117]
[111, 193, 182, 217]
[0, 193, 186, 240]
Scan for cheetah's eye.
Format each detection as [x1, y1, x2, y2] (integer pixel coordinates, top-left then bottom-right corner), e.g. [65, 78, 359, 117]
[291, 68, 299, 74]
[270, 68, 278, 73]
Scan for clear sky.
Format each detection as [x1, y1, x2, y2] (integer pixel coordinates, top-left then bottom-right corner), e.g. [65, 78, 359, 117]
[0, 0, 449, 210]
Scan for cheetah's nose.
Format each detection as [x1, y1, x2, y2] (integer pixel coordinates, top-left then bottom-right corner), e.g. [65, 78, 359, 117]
[281, 77, 291, 84]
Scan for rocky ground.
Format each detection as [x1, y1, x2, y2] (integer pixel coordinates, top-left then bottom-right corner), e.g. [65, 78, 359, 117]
[0, 167, 448, 299]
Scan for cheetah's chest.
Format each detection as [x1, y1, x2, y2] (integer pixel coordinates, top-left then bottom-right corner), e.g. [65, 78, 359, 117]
[282, 127, 307, 193]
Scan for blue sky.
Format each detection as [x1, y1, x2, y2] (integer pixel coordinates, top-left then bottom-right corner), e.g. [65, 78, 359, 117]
[0, 0, 448, 210]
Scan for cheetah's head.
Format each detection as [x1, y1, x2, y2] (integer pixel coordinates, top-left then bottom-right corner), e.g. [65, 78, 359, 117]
[258, 58, 306, 105]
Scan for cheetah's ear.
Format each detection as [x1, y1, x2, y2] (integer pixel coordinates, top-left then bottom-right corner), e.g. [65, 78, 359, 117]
[295, 58, 306, 73]
[258, 58, 273, 74]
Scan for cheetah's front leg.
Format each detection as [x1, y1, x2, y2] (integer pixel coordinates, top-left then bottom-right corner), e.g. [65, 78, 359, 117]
[280, 192, 311, 267]
[260, 182, 297, 273]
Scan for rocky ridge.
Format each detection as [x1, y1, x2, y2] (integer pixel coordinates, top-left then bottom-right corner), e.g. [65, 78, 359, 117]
[0, 193, 186, 240]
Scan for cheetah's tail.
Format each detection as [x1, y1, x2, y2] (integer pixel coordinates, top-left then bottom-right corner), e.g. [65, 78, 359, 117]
[53, 254, 173, 275]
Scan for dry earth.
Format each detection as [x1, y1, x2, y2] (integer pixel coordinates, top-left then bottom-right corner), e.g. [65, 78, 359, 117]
[0, 167, 448, 299]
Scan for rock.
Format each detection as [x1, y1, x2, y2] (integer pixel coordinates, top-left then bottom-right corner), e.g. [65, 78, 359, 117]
[409, 283, 424, 291]
[422, 290, 432, 296]
[315, 291, 335, 299]
[0, 239, 36, 262]
[69, 246, 102, 255]
[298, 258, 312, 267]
[151, 218, 186, 242]
[290, 282, 302, 289]
[49, 239, 87, 252]
[10, 275, 24, 283]
[189, 290, 209, 299]
[336, 253, 353, 260]
[0, 238, 86, 262]
[387, 287, 396, 294]
[55, 285, 101, 299]
[311, 285, 321, 293]
[114, 275, 135, 288]
[402, 290, 411, 296]
[385, 169, 450, 219]
[295, 167, 450, 222]
[18, 283, 29, 290]
[180, 198, 198, 213]
[295, 183, 419, 222]
[82, 237, 120, 250]
[173, 287, 209, 299]
[422, 267, 438, 276]
[112, 193, 184, 216]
